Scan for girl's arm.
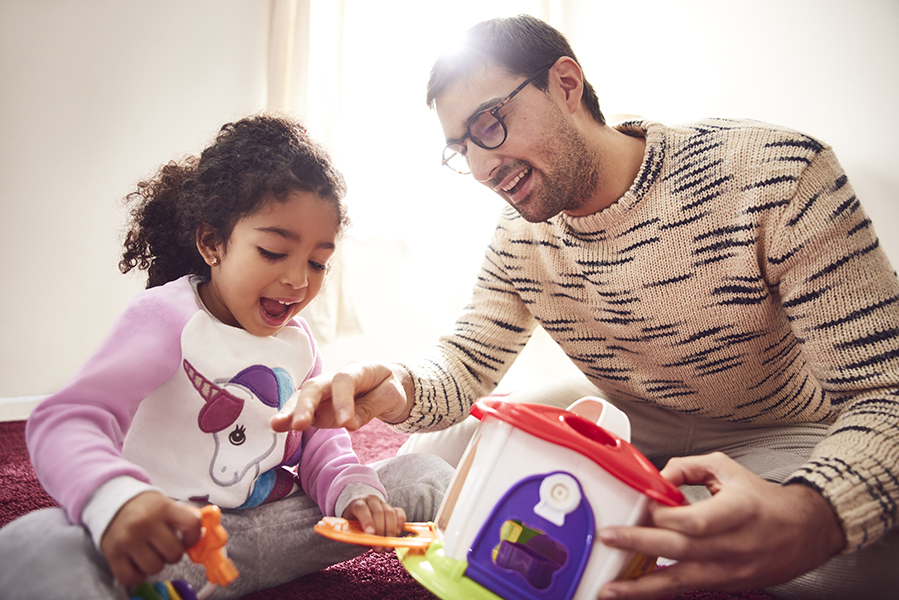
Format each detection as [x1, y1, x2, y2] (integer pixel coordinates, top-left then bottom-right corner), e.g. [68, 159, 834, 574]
[296, 426, 387, 518]
[26, 279, 198, 526]
[288, 319, 390, 524]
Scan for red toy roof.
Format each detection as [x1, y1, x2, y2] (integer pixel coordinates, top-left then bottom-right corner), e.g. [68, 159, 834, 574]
[471, 398, 685, 507]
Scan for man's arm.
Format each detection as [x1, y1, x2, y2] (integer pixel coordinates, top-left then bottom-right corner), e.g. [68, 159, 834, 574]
[763, 145, 899, 552]
[274, 213, 538, 434]
[600, 142, 899, 598]
[271, 361, 414, 433]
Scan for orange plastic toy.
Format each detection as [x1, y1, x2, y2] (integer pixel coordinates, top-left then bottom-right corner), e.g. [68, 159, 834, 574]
[187, 505, 239, 587]
[314, 516, 438, 552]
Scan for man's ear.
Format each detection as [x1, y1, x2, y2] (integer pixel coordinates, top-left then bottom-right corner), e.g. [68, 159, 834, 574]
[196, 223, 222, 267]
[550, 57, 585, 115]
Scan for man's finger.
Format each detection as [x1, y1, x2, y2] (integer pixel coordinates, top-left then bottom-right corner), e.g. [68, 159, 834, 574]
[653, 454, 760, 537]
[270, 390, 302, 432]
[659, 452, 733, 488]
[272, 377, 332, 431]
[330, 370, 361, 426]
[599, 559, 735, 600]
[600, 523, 694, 562]
[649, 490, 754, 538]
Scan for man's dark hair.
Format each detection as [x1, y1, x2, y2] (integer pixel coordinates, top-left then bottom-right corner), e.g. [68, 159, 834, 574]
[426, 14, 605, 125]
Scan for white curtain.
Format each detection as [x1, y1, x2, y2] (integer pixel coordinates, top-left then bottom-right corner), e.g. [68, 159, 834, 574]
[267, 0, 362, 343]
[266, 0, 564, 347]
[260, 0, 899, 389]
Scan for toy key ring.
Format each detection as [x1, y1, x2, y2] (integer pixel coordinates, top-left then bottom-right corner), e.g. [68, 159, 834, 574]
[131, 504, 239, 600]
[314, 516, 438, 550]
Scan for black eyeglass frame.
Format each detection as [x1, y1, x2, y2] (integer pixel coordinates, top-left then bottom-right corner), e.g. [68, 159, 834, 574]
[441, 63, 555, 175]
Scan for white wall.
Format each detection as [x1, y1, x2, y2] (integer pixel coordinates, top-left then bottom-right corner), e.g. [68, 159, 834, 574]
[0, 1, 271, 398]
[1, 0, 897, 401]
[563, 0, 899, 263]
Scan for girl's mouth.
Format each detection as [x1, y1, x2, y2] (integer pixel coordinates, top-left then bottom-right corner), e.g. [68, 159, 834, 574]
[260, 298, 296, 323]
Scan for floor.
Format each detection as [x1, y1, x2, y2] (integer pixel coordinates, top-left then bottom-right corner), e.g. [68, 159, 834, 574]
[0, 397, 42, 422]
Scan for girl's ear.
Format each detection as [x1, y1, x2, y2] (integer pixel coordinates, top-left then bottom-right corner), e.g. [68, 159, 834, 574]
[196, 224, 222, 267]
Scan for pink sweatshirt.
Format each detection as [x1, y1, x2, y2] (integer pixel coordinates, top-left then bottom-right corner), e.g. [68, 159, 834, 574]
[26, 276, 384, 531]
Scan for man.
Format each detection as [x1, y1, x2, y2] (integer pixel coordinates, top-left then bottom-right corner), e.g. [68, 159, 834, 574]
[273, 14, 899, 600]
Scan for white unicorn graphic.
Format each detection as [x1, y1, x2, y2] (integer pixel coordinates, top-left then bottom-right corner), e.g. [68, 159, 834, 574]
[183, 359, 298, 508]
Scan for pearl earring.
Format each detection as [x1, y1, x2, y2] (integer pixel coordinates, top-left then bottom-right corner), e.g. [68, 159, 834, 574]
[211, 257, 220, 266]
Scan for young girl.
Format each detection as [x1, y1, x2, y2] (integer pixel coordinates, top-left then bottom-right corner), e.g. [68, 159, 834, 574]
[0, 115, 452, 599]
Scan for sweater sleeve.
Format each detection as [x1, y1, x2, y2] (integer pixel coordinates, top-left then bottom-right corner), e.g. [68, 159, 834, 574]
[25, 280, 196, 524]
[394, 214, 538, 433]
[296, 427, 386, 517]
[764, 146, 899, 551]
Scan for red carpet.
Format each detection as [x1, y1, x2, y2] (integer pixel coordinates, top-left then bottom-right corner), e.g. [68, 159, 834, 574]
[0, 420, 58, 525]
[0, 419, 776, 599]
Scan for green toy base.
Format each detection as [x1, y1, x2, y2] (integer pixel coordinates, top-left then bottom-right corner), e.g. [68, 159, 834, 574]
[397, 541, 501, 600]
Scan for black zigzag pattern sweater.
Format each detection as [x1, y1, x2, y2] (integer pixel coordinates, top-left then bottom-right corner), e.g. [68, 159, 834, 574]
[397, 118, 899, 552]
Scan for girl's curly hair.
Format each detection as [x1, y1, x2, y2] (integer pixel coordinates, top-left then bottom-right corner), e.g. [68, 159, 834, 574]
[119, 114, 349, 288]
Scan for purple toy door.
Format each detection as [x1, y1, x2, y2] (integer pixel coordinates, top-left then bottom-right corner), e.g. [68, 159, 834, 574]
[465, 471, 594, 600]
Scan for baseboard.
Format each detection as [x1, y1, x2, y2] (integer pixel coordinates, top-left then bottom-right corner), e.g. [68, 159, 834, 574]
[0, 396, 45, 422]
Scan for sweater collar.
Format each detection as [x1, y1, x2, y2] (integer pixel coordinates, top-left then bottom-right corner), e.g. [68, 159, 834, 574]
[559, 120, 667, 234]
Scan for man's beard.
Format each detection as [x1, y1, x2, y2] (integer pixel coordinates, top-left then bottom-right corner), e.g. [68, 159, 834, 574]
[516, 110, 600, 223]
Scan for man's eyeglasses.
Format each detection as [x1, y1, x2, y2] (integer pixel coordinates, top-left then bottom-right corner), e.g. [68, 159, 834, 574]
[441, 64, 553, 175]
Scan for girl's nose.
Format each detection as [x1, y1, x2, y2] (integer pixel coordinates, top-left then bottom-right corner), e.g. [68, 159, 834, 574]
[284, 263, 308, 289]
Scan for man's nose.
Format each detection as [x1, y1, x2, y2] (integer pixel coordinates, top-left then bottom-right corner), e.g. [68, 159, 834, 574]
[466, 142, 500, 184]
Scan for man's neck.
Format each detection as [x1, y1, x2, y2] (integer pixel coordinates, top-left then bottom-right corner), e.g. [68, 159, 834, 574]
[567, 123, 647, 216]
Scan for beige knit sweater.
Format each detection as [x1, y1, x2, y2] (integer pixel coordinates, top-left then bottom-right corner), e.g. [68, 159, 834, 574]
[396, 118, 899, 552]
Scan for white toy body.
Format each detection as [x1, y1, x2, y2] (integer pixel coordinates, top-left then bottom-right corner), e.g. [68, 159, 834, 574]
[427, 397, 682, 600]
[317, 397, 683, 600]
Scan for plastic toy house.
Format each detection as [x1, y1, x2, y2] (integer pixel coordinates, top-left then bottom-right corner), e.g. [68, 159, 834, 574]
[398, 397, 685, 600]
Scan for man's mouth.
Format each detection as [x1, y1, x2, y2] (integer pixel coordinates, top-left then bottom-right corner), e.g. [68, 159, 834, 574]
[501, 167, 531, 196]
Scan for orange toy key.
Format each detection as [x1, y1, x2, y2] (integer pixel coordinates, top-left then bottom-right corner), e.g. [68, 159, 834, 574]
[187, 505, 239, 587]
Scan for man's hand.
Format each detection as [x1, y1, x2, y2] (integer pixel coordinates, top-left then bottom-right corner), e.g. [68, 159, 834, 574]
[100, 491, 203, 587]
[597, 452, 845, 600]
[271, 361, 412, 433]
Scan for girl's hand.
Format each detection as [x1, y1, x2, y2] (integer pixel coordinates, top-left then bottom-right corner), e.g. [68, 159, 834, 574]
[272, 361, 413, 433]
[100, 491, 203, 587]
[341, 495, 407, 550]
[597, 452, 844, 600]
